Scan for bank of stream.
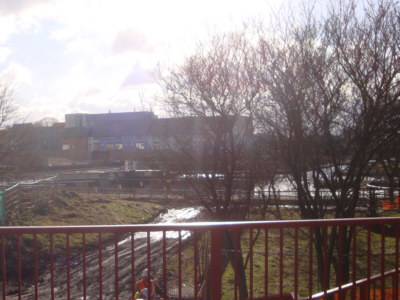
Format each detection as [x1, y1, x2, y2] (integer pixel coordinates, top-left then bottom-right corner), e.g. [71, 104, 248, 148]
[8, 206, 203, 300]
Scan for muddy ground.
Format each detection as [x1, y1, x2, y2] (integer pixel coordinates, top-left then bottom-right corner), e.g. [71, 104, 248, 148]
[6, 195, 204, 300]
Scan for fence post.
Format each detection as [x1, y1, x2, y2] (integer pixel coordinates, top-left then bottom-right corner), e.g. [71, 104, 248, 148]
[359, 284, 367, 300]
[0, 190, 4, 225]
[210, 229, 222, 300]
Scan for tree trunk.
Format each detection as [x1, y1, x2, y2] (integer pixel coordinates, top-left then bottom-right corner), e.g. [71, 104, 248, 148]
[205, 230, 248, 300]
[225, 231, 248, 300]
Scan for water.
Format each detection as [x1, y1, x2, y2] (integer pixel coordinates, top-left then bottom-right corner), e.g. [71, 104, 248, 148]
[255, 169, 382, 197]
[118, 207, 202, 246]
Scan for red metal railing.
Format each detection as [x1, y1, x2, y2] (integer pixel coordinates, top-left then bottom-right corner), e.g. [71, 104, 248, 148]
[0, 217, 399, 299]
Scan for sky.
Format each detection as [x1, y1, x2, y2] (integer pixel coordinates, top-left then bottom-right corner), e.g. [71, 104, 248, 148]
[0, 0, 288, 123]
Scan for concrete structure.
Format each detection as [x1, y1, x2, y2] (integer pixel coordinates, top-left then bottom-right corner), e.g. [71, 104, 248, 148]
[8, 112, 253, 160]
[88, 118, 153, 152]
[65, 111, 155, 128]
[152, 116, 253, 152]
[61, 127, 91, 153]
[7, 123, 63, 153]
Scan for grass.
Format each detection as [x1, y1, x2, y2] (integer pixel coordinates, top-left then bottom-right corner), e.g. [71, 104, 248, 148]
[10, 190, 164, 226]
[164, 208, 400, 299]
[219, 209, 400, 299]
[5, 190, 400, 298]
[2, 189, 165, 280]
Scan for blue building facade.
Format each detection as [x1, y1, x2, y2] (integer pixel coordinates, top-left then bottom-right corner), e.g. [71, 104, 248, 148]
[10, 111, 252, 157]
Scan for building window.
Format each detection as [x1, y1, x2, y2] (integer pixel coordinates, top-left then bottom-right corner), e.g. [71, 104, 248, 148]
[136, 142, 145, 150]
[153, 142, 161, 150]
[106, 143, 123, 150]
[93, 143, 99, 151]
[62, 144, 70, 151]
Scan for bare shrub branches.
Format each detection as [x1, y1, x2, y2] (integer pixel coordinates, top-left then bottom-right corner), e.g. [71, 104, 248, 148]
[0, 84, 16, 128]
[157, 0, 400, 295]
[253, 0, 400, 290]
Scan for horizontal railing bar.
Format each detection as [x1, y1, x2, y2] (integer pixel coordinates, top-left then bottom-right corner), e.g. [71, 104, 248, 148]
[0, 217, 398, 234]
[4, 183, 19, 193]
[0, 217, 397, 299]
[311, 267, 400, 299]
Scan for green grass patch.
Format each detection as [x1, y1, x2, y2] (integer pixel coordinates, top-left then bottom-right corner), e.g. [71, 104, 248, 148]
[9, 190, 164, 226]
[3, 189, 165, 278]
[173, 209, 400, 299]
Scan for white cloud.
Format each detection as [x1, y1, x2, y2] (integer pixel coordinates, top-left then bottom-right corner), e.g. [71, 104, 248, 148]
[0, 0, 54, 16]
[73, 87, 105, 106]
[14, 14, 42, 34]
[121, 64, 154, 88]
[65, 36, 99, 54]
[0, 62, 33, 87]
[18, 99, 65, 123]
[0, 17, 18, 43]
[0, 0, 55, 43]
[0, 47, 12, 63]
[0, 0, 281, 122]
[112, 28, 154, 54]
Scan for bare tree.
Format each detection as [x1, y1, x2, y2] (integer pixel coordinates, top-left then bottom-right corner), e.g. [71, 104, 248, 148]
[254, 0, 400, 291]
[0, 83, 19, 169]
[157, 31, 265, 300]
[0, 84, 16, 128]
[375, 137, 400, 205]
[33, 117, 59, 127]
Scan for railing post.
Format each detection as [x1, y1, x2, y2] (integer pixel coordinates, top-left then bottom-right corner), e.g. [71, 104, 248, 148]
[359, 284, 367, 300]
[0, 190, 4, 225]
[210, 229, 222, 300]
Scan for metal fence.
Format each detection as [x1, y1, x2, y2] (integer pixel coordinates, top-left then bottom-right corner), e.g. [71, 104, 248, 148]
[0, 217, 398, 299]
[2, 184, 21, 225]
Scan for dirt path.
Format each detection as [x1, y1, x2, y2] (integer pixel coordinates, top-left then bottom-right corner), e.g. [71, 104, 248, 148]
[8, 203, 201, 299]
[37, 236, 179, 299]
